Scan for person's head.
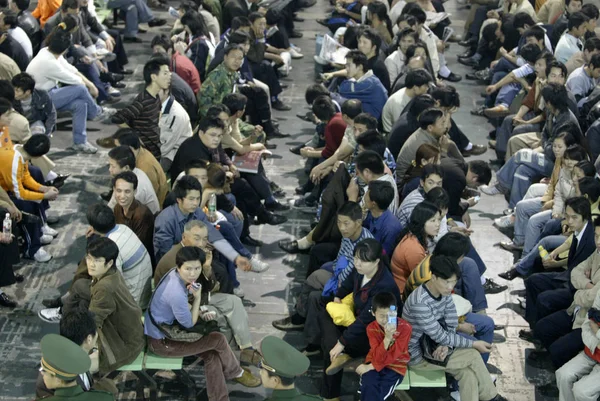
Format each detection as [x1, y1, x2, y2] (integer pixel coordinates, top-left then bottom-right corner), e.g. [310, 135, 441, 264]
[337, 201, 364, 238]
[414, 143, 440, 168]
[184, 159, 209, 187]
[410, 94, 436, 120]
[542, 83, 569, 114]
[86, 204, 116, 235]
[406, 201, 441, 245]
[223, 44, 245, 72]
[364, 180, 395, 212]
[405, 5, 426, 30]
[107, 146, 135, 176]
[181, 220, 209, 249]
[114, 129, 142, 155]
[514, 12, 536, 34]
[175, 246, 206, 284]
[420, 164, 443, 193]
[552, 132, 575, 161]
[568, 11, 589, 37]
[11, 72, 35, 101]
[305, 84, 331, 105]
[563, 144, 588, 171]
[174, 175, 202, 214]
[358, 28, 382, 58]
[353, 113, 378, 137]
[23, 134, 50, 158]
[424, 186, 449, 216]
[143, 58, 171, 90]
[467, 160, 492, 187]
[59, 310, 97, 352]
[0, 80, 14, 103]
[520, 42, 542, 65]
[47, 29, 72, 56]
[206, 104, 230, 131]
[341, 99, 362, 125]
[353, 238, 382, 277]
[428, 255, 461, 296]
[586, 53, 600, 79]
[396, 13, 417, 31]
[197, 117, 225, 149]
[222, 93, 247, 118]
[12, 0, 30, 12]
[583, 37, 600, 63]
[206, 163, 226, 189]
[577, 176, 600, 201]
[111, 171, 137, 210]
[312, 95, 337, 122]
[355, 150, 385, 182]
[523, 26, 545, 50]
[405, 43, 428, 60]
[405, 69, 433, 95]
[0, 10, 17, 31]
[85, 236, 119, 278]
[567, 0, 584, 14]
[371, 291, 397, 327]
[534, 51, 555, 79]
[249, 12, 266, 35]
[582, 3, 599, 30]
[418, 108, 447, 137]
[573, 160, 596, 182]
[355, 128, 386, 157]
[0, 97, 11, 126]
[151, 34, 174, 56]
[397, 28, 419, 54]
[429, 86, 460, 114]
[433, 231, 471, 263]
[345, 50, 369, 79]
[565, 196, 592, 232]
[546, 61, 568, 85]
[60, 0, 79, 14]
[181, 10, 209, 37]
[231, 16, 251, 32]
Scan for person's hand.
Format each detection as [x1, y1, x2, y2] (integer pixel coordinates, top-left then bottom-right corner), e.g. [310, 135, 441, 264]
[512, 117, 527, 126]
[333, 297, 342, 303]
[432, 345, 449, 361]
[540, 177, 550, 185]
[462, 211, 471, 228]
[329, 341, 345, 360]
[335, 4, 345, 13]
[450, 225, 473, 236]
[490, 60, 499, 69]
[229, 164, 239, 178]
[552, 212, 563, 220]
[590, 320, 600, 334]
[88, 85, 99, 98]
[201, 310, 217, 321]
[104, 35, 115, 52]
[548, 249, 559, 261]
[321, 72, 334, 81]
[355, 363, 374, 376]
[346, 178, 359, 201]
[333, 160, 345, 172]
[541, 201, 553, 210]
[586, 282, 595, 289]
[0, 231, 13, 244]
[485, 85, 497, 95]
[467, 197, 479, 207]
[473, 340, 492, 354]
[499, 47, 508, 57]
[439, 134, 449, 151]
[384, 322, 397, 337]
[81, 55, 93, 64]
[235, 256, 252, 271]
[300, 146, 314, 158]
[252, 143, 266, 152]
[203, 251, 213, 272]
[586, 269, 592, 279]
[43, 188, 59, 201]
[174, 41, 187, 55]
[258, 6, 268, 14]
[232, 206, 244, 220]
[458, 322, 477, 335]
[7, 204, 21, 222]
[272, 54, 285, 65]
[487, 10, 499, 19]
[542, 257, 562, 268]
[187, 283, 202, 299]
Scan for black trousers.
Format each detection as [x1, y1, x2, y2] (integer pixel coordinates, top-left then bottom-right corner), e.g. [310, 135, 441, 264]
[449, 119, 470, 150]
[535, 309, 584, 368]
[312, 167, 351, 244]
[240, 162, 273, 201]
[525, 272, 574, 327]
[0, 207, 18, 288]
[105, 28, 128, 72]
[307, 242, 339, 278]
[238, 84, 276, 135]
[249, 61, 283, 98]
[230, 177, 268, 237]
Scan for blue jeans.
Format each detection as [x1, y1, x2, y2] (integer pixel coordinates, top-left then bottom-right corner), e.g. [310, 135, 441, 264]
[496, 112, 539, 156]
[495, 83, 521, 108]
[515, 235, 566, 276]
[359, 368, 403, 401]
[513, 198, 543, 246]
[456, 257, 488, 312]
[76, 62, 109, 103]
[461, 312, 495, 364]
[522, 210, 553, 255]
[217, 220, 252, 259]
[49, 85, 101, 145]
[496, 149, 554, 208]
[466, 243, 487, 276]
[108, 0, 154, 37]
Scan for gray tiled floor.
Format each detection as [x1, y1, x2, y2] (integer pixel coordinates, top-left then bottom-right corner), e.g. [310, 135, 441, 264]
[0, 1, 560, 400]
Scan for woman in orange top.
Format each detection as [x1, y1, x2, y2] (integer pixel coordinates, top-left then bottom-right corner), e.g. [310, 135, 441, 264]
[391, 201, 441, 293]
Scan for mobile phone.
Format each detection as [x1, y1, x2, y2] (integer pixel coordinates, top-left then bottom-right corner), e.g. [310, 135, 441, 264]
[474, 196, 480, 204]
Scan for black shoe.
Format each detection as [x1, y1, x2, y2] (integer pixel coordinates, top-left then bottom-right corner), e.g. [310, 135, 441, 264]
[278, 239, 307, 253]
[316, 19, 329, 28]
[527, 350, 551, 369]
[112, 81, 126, 89]
[148, 18, 167, 27]
[14, 274, 24, 283]
[293, 15, 305, 22]
[265, 141, 277, 150]
[465, 72, 479, 80]
[42, 296, 63, 308]
[297, 111, 316, 123]
[267, 130, 289, 139]
[295, 185, 308, 195]
[290, 30, 303, 38]
[439, 72, 462, 82]
[459, 49, 475, 58]
[458, 37, 476, 47]
[100, 71, 123, 84]
[290, 144, 305, 155]
[137, 27, 147, 33]
[117, 69, 134, 75]
[256, 213, 287, 225]
[47, 174, 70, 189]
[461, 144, 487, 157]
[123, 36, 143, 43]
[242, 236, 264, 247]
[265, 201, 290, 212]
[483, 278, 507, 294]
[458, 56, 479, 68]
[0, 293, 16, 308]
[498, 268, 521, 281]
[471, 106, 486, 116]
[537, 382, 559, 398]
[519, 329, 536, 343]
[272, 100, 292, 111]
[272, 314, 306, 331]
[100, 190, 113, 202]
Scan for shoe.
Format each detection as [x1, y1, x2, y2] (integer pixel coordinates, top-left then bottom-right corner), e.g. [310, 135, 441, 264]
[96, 136, 116, 148]
[459, 49, 475, 58]
[40, 234, 54, 245]
[493, 215, 514, 228]
[499, 240, 523, 252]
[439, 72, 462, 82]
[239, 348, 262, 366]
[498, 267, 521, 281]
[297, 111, 316, 123]
[100, 71, 124, 84]
[294, 197, 317, 209]
[100, 190, 113, 202]
[488, 140, 496, 149]
[46, 215, 60, 225]
[250, 257, 270, 273]
[148, 18, 167, 27]
[491, 395, 509, 401]
[14, 274, 24, 283]
[326, 354, 353, 375]
[290, 30, 303, 38]
[92, 106, 117, 122]
[458, 56, 479, 68]
[458, 37, 477, 47]
[474, 68, 492, 81]
[107, 86, 121, 98]
[123, 36, 143, 43]
[272, 316, 305, 331]
[42, 296, 63, 308]
[117, 69, 134, 75]
[38, 307, 62, 323]
[483, 278, 508, 294]
[290, 144, 304, 156]
[272, 100, 292, 111]
[465, 72, 479, 80]
[503, 208, 514, 215]
[479, 185, 502, 196]
[470, 106, 486, 116]
[272, 187, 286, 199]
[233, 287, 245, 298]
[234, 367, 261, 387]
[68, 142, 98, 154]
[289, 47, 304, 59]
[519, 329, 535, 343]
[484, 105, 510, 119]
[0, 293, 16, 308]
[42, 224, 58, 237]
[267, 130, 289, 139]
[47, 174, 70, 189]
[316, 19, 329, 27]
[256, 212, 287, 225]
[242, 236, 263, 247]
[265, 200, 290, 212]
[293, 15, 305, 22]
[298, 0, 316, 7]
[265, 142, 277, 150]
[461, 144, 487, 157]
[278, 239, 306, 254]
[537, 382, 559, 398]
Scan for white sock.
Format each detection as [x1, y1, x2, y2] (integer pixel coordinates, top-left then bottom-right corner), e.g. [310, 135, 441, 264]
[297, 237, 312, 250]
[481, 275, 487, 285]
[46, 171, 58, 182]
[464, 143, 473, 151]
[236, 369, 245, 378]
[439, 65, 451, 78]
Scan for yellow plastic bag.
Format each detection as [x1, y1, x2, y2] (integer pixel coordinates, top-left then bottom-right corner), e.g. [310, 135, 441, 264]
[326, 293, 356, 326]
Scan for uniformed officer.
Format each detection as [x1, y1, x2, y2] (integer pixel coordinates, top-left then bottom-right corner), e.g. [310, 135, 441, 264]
[37, 334, 114, 401]
[259, 336, 320, 401]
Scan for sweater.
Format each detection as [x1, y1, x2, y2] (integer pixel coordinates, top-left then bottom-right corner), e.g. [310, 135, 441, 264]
[391, 234, 427, 293]
[338, 70, 388, 120]
[0, 145, 43, 201]
[567, 251, 600, 330]
[365, 319, 412, 376]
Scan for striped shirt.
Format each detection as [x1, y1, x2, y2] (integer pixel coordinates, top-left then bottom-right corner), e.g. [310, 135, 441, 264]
[396, 187, 424, 228]
[402, 284, 473, 365]
[106, 224, 153, 309]
[112, 90, 162, 159]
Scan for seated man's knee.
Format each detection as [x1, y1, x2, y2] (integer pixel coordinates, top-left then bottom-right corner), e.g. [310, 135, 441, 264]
[573, 379, 598, 400]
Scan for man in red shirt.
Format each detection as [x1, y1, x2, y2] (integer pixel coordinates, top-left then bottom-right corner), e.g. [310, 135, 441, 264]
[300, 95, 347, 160]
[151, 34, 201, 94]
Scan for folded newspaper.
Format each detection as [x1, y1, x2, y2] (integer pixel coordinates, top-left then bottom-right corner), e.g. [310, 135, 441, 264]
[231, 150, 272, 173]
[319, 34, 350, 65]
[425, 11, 450, 26]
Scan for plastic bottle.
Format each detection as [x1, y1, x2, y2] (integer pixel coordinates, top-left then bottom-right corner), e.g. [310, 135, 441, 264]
[2, 213, 11, 242]
[208, 193, 217, 221]
[538, 245, 550, 260]
[386, 305, 397, 332]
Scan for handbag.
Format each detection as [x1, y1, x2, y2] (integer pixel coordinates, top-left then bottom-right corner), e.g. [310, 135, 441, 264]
[148, 268, 220, 343]
[419, 318, 454, 367]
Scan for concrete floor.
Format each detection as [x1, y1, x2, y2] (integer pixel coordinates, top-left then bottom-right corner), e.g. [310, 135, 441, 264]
[0, 1, 560, 400]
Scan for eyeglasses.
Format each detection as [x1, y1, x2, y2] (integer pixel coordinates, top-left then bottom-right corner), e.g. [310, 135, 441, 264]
[258, 358, 276, 373]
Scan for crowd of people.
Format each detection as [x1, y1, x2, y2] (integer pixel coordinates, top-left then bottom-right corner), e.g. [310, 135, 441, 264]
[0, 0, 599, 398]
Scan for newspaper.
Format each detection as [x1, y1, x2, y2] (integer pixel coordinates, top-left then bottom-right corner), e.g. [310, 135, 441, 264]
[425, 11, 450, 27]
[319, 34, 350, 66]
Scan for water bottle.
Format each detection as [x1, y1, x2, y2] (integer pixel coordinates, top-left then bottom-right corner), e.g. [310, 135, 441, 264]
[538, 245, 550, 260]
[386, 305, 397, 333]
[2, 213, 11, 242]
[208, 193, 217, 221]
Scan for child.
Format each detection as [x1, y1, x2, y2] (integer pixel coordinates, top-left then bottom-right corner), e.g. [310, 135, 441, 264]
[356, 292, 412, 401]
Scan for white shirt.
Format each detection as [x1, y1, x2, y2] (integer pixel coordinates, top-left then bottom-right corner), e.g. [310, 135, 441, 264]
[385, 50, 407, 89]
[567, 66, 597, 105]
[159, 97, 193, 162]
[555, 33, 583, 64]
[9, 27, 32, 59]
[108, 168, 160, 214]
[575, 222, 588, 249]
[26, 47, 83, 91]
[382, 87, 411, 134]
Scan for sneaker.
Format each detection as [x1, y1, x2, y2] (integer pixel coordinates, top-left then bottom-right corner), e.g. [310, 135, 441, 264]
[479, 184, 502, 196]
[483, 278, 508, 294]
[250, 257, 270, 273]
[33, 247, 52, 262]
[503, 208, 514, 216]
[40, 234, 54, 245]
[493, 215, 514, 228]
[233, 287, 245, 298]
[92, 106, 117, 122]
[289, 47, 304, 59]
[68, 142, 98, 154]
[42, 224, 58, 237]
[38, 307, 62, 323]
[107, 86, 121, 98]
[46, 215, 60, 225]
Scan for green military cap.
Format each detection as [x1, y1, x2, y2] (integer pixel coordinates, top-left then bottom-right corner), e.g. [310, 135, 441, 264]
[40, 334, 91, 381]
[259, 336, 310, 379]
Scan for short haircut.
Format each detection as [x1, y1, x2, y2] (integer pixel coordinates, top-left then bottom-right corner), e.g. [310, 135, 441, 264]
[582, 3, 600, 20]
[184, 219, 207, 232]
[222, 93, 247, 115]
[565, 196, 592, 221]
[0, 80, 14, 102]
[564, 144, 588, 162]
[406, 6, 426, 24]
[143, 58, 169, 85]
[585, 37, 600, 53]
[410, 94, 436, 117]
[14, 0, 30, 11]
[207, 163, 226, 188]
[108, 146, 136, 170]
[228, 31, 251, 45]
[86, 236, 119, 266]
[368, 180, 395, 210]
[424, 186, 449, 211]
[198, 116, 225, 133]
[356, 129, 386, 157]
[173, 175, 202, 200]
[396, 13, 417, 28]
[206, 104, 230, 119]
[338, 201, 363, 220]
[468, 160, 492, 185]
[112, 170, 138, 190]
[0, 98, 11, 115]
[545, 60, 567, 79]
[248, 11, 265, 23]
[354, 237, 383, 262]
[346, 50, 369, 72]
[371, 292, 397, 312]
[514, 12, 536, 29]
[312, 95, 336, 121]
[589, 53, 600, 69]
[354, 113, 378, 129]
[60, 0, 78, 11]
[231, 16, 251, 30]
[405, 69, 433, 89]
[575, 160, 596, 177]
[355, 150, 384, 175]
[224, 43, 244, 56]
[115, 129, 141, 150]
[341, 99, 362, 119]
[429, 255, 462, 280]
[23, 135, 50, 157]
[175, 245, 206, 268]
[86, 204, 116, 234]
[418, 108, 445, 130]
[429, 86, 460, 109]
[523, 26, 545, 42]
[11, 72, 36, 93]
[433, 232, 470, 260]
[150, 34, 173, 52]
[541, 83, 569, 112]
[47, 29, 72, 55]
[60, 310, 97, 347]
[595, 215, 600, 228]
[180, 10, 209, 36]
[569, 11, 589, 30]
[579, 177, 600, 203]
[359, 27, 383, 55]
[184, 159, 209, 174]
[2, 10, 18, 28]
[421, 164, 443, 181]
[305, 84, 331, 105]
[520, 42, 542, 64]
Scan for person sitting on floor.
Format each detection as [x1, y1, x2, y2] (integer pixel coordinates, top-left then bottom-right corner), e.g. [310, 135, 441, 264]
[11, 72, 56, 136]
[363, 180, 403, 256]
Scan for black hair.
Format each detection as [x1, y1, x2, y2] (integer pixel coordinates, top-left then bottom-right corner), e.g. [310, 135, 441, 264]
[524, 27, 546, 46]
[0, 80, 14, 102]
[108, 146, 136, 170]
[468, 160, 492, 186]
[406, 6, 426, 25]
[355, 150, 384, 175]
[359, 27, 383, 56]
[584, 37, 600, 53]
[595, 215, 600, 227]
[421, 163, 443, 181]
[410, 94, 437, 118]
[86, 204, 116, 234]
[433, 232, 470, 260]
[579, 177, 600, 203]
[424, 186, 449, 211]
[60, 0, 79, 11]
[11, 72, 35, 93]
[346, 50, 369, 72]
[143, 58, 169, 85]
[151, 34, 173, 52]
[356, 129, 386, 157]
[569, 11, 590, 31]
[112, 170, 138, 190]
[13, 0, 30, 11]
[59, 309, 97, 347]
[173, 175, 202, 200]
[354, 237, 383, 262]
[206, 104, 230, 119]
[405, 43, 428, 60]
[429, 255, 461, 280]
[23, 135, 50, 157]
[418, 108, 445, 130]
[429, 86, 460, 109]
[222, 93, 247, 115]
[47, 29, 72, 55]
[198, 116, 225, 133]
[175, 245, 206, 268]
[395, 28, 419, 53]
[224, 43, 244, 56]
[582, 3, 600, 20]
[564, 144, 588, 162]
[265, 8, 280, 25]
[2, 10, 18, 28]
[545, 60, 567, 80]
[231, 16, 251, 30]
[367, 1, 394, 40]
[401, 201, 440, 249]
[305, 84, 331, 105]
[248, 11, 265, 23]
[565, 196, 593, 221]
[266, 371, 296, 386]
[207, 163, 226, 188]
[589, 53, 600, 69]
[341, 99, 363, 119]
[181, 10, 209, 37]
[514, 12, 536, 29]
[536, 51, 555, 72]
[0, 98, 11, 115]
[371, 291, 397, 312]
[519, 42, 542, 64]
[354, 113, 378, 129]
[542, 83, 569, 112]
[228, 31, 251, 45]
[86, 236, 119, 269]
[184, 159, 209, 174]
[482, 22, 499, 42]
[405, 68, 433, 89]
[312, 95, 336, 121]
[396, 13, 417, 28]
[575, 160, 596, 177]
[115, 129, 141, 150]
[368, 180, 395, 210]
[338, 201, 363, 221]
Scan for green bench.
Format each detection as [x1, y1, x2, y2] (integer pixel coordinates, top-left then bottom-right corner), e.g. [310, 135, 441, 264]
[394, 368, 447, 391]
